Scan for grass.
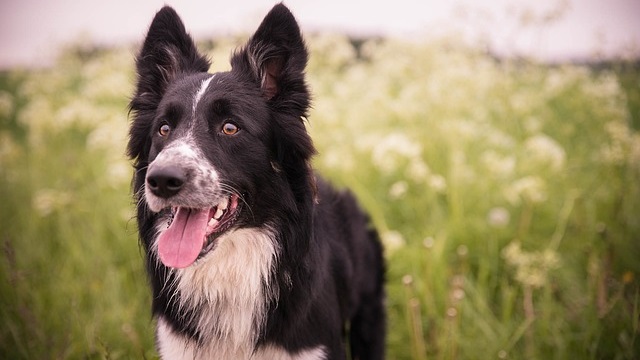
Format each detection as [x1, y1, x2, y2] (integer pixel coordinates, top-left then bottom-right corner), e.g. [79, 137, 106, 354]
[0, 35, 639, 359]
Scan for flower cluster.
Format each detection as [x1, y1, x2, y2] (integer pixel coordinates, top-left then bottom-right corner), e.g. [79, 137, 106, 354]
[502, 241, 561, 288]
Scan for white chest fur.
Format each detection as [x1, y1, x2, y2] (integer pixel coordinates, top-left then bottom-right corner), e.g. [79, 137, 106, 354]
[158, 228, 279, 345]
[154, 227, 328, 358]
[157, 318, 326, 359]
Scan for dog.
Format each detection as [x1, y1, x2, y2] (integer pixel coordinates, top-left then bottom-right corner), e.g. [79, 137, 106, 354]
[127, 4, 385, 359]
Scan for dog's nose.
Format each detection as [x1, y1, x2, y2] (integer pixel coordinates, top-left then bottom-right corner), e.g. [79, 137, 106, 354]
[146, 165, 186, 198]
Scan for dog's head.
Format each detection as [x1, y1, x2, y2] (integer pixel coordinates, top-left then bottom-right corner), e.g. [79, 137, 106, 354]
[128, 4, 315, 269]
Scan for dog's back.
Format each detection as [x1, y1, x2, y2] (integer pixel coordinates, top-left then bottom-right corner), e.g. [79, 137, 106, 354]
[313, 179, 386, 359]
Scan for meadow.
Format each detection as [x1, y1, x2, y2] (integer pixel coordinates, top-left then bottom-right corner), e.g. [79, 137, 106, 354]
[0, 34, 638, 359]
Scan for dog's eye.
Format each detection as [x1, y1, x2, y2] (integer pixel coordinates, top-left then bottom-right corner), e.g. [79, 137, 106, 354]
[221, 122, 240, 136]
[159, 123, 171, 137]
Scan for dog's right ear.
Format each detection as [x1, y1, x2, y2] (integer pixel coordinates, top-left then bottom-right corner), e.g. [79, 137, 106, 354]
[128, 6, 210, 163]
[133, 6, 209, 98]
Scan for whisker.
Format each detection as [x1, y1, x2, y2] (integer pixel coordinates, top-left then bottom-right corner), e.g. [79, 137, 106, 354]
[220, 181, 255, 221]
[134, 185, 149, 213]
[135, 165, 149, 175]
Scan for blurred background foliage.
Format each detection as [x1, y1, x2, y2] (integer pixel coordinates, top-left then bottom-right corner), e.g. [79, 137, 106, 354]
[0, 32, 639, 359]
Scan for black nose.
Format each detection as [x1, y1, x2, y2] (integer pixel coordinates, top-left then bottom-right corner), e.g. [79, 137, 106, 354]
[146, 165, 186, 198]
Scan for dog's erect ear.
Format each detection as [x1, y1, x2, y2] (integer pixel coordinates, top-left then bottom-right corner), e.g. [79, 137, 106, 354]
[128, 6, 209, 164]
[132, 6, 210, 100]
[231, 4, 309, 113]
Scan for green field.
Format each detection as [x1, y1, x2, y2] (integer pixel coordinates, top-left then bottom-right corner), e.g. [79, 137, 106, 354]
[1, 35, 639, 359]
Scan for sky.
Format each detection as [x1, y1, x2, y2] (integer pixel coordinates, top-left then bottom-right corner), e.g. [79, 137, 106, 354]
[0, 0, 639, 68]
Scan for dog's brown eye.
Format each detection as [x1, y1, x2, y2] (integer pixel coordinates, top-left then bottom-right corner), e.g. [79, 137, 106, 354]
[222, 122, 239, 136]
[159, 124, 171, 137]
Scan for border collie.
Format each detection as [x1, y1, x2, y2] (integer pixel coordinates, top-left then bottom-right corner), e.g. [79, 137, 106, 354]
[127, 4, 385, 359]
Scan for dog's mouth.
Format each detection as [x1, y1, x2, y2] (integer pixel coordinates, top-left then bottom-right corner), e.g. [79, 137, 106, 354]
[157, 194, 241, 269]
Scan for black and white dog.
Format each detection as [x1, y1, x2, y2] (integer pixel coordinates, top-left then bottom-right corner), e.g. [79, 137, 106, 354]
[128, 4, 385, 359]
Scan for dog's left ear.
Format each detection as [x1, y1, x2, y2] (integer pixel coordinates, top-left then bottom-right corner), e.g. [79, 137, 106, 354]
[231, 4, 309, 114]
[232, 4, 316, 212]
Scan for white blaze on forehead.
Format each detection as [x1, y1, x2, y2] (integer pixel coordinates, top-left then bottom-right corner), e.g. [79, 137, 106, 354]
[159, 139, 199, 159]
[192, 75, 214, 115]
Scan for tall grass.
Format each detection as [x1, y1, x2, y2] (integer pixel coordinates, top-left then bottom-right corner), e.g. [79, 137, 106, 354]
[0, 35, 638, 359]
[0, 48, 154, 358]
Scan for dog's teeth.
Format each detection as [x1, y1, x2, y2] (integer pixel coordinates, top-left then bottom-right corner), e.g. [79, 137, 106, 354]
[213, 208, 224, 220]
[218, 197, 229, 211]
[208, 218, 218, 227]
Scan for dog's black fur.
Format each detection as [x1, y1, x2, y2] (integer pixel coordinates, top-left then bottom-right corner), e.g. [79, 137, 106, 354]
[128, 4, 385, 359]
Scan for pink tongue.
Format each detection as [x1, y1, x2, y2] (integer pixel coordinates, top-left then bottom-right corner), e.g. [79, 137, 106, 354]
[158, 207, 209, 269]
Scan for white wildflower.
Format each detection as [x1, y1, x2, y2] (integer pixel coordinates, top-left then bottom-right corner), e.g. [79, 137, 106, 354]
[452, 288, 465, 302]
[456, 245, 468, 257]
[0, 91, 14, 118]
[443, 119, 481, 141]
[423, 236, 435, 249]
[389, 181, 409, 199]
[55, 100, 104, 130]
[486, 129, 516, 150]
[446, 307, 458, 318]
[481, 150, 516, 178]
[584, 71, 622, 99]
[544, 66, 590, 96]
[308, 34, 356, 71]
[33, 189, 72, 217]
[381, 230, 406, 253]
[17, 97, 53, 130]
[524, 116, 542, 134]
[371, 132, 422, 174]
[0, 132, 20, 166]
[487, 207, 510, 228]
[17, 98, 54, 147]
[406, 158, 430, 182]
[504, 176, 547, 205]
[321, 148, 354, 171]
[600, 120, 635, 166]
[107, 160, 132, 188]
[428, 174, 447, 193]
[86, 118, 127, 151]
[524, 134, 566, 171]
[502, 241, 561, 288]
[83, 71, 130, 100]
[509, 93, 531, 113]
[605, 120, 630, 143]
